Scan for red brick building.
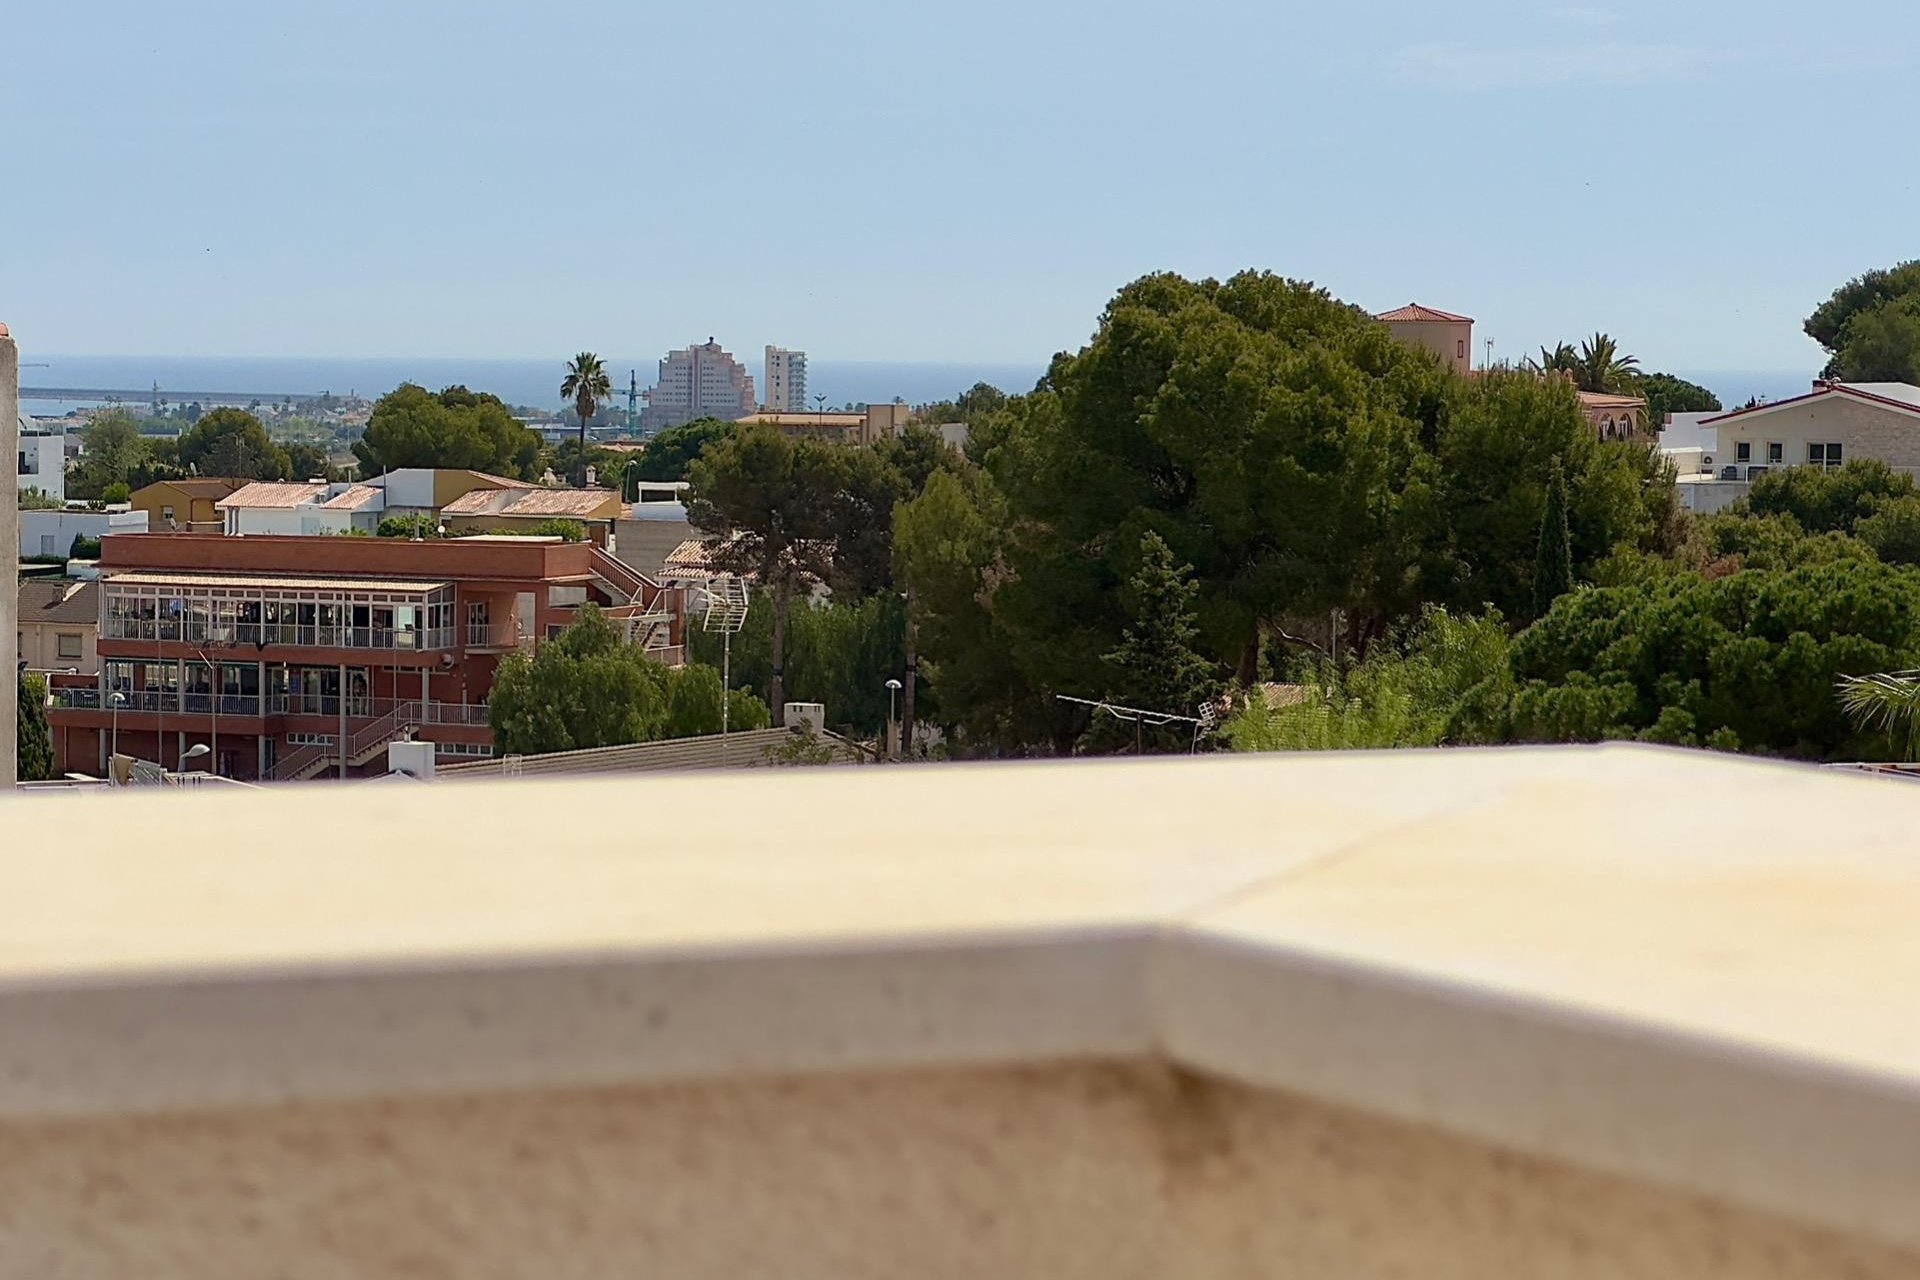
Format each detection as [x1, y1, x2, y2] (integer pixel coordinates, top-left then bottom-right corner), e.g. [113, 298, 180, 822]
[47, 534, 682, 781]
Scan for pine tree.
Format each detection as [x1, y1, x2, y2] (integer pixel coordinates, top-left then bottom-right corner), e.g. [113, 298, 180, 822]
[1104, 532, 1222, 750]
[1534, 456, 1574, 616]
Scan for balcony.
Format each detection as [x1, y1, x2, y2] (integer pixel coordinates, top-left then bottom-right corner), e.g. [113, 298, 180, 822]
[52, 688, 267, 718]
[464, 621, 526, 651]
[4, 746, 1920, 1275]
[51, 690, 489, 727]
[102, 621, 457, 651]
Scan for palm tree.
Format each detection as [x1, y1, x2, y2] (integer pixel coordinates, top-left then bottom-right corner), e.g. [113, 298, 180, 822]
[560, 352, 612, 470]
[1574, 333, 1640, 394]
[1840, 672, 1920, 760]
[1533, 342, 1578, 375]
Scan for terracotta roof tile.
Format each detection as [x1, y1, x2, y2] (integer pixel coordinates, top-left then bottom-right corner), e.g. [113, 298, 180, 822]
[1376, 303, 1474, 324]
[216, 481, 329, 510]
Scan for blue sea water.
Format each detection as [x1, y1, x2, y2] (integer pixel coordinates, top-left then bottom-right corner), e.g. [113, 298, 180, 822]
[20, 355, 1049, 418]
[19, 354, 1815, 421]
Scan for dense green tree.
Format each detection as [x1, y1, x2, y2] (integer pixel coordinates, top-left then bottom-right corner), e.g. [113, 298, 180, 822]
[1744, 459, 1915, 535]
[1805, 261, 1920, 380]
[1506, 561, 1920, 758]
[1832, 303, 1920, 384]
[177, 408, 291, 479]
[684, 588, 905, 737]
[1634, 372, 1722, 424]
[1099, 532, 1223, 751]
[354, 384, 543, 478]
[488, 606, 767, 755]
[685, 427, 844, 725]
[893, 466, 1039, 750]
[1533, 457, 1574, 615]
[82, 408, 146, 481]
[1428, 369, 1664, 625]
[285, 442, 334, 481]
[632, 418, 735, 481]
[376, 514, 444, 539]
[559, 353, 613, 478]
[975, 270, 1454, 699]
[18, 674, 53, 783]
[1856, 496, 1920, 566]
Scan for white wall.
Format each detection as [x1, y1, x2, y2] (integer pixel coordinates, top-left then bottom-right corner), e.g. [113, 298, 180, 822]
[17, 427, 65, 504]
[227, 507, 350, 537]
[19, 509, 148, 559]
[378, 469, 438, 510]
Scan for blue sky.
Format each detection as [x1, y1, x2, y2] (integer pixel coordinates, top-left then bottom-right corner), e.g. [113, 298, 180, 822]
[5, 0, 1915, 374]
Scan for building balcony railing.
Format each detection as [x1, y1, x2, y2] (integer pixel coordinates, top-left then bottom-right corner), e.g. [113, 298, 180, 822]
[464, 621, 525, 650]
[53, 689, 268, 718]
[5, 746, 1920, 1275]
[50, 689, 491, 727]
[101, 622, 457, 651]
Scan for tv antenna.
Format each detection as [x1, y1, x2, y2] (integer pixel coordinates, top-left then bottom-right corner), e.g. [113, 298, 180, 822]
[702, 574, 751, 765]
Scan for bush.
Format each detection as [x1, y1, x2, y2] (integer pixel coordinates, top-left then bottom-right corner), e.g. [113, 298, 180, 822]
[376, 515, 443, 539]
[69, 536, 102, 560]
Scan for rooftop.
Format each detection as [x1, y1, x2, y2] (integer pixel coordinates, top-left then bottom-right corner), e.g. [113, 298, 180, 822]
[1707, 380, 1920, 425]
[1376, 302, 1474, 324]
[17, 578, 99, 625]
[215, 481, 328, 510]
[440, 487, 618, 518]
[318, 484, 383, 511]
[103, 570, 451, 594]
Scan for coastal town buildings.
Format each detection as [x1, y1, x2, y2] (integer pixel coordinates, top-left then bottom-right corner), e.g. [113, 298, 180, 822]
[763, 346, 808, 413]
[44, 532, 684, 781]
[640, 340, 758, 433]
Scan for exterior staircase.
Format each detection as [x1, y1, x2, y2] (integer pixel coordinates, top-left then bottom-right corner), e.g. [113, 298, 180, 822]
[268, 702, 423, 782]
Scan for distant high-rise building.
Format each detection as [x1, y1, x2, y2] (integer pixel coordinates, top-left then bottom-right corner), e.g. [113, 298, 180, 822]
[640, 339, 758, 433]
[764, 346, 808, 413]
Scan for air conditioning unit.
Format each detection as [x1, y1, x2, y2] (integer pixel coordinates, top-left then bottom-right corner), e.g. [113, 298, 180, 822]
[1721, 466, 1739, 480]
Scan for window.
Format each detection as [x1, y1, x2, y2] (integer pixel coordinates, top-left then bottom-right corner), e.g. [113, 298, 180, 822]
[56, 634, 82, 660]
[1736, 441, 1751, 462]
[1767, 442, 1783, 464]
[161, 505, 175, 523]
[1809, 442, 1844, 470]
[1456, 339, 1466, 359]
[39, 534, 55, 556]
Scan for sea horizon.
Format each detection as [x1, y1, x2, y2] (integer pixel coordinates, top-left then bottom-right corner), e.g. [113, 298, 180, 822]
[18, 353, 1820, 421]
[19, 355, 1054, 419]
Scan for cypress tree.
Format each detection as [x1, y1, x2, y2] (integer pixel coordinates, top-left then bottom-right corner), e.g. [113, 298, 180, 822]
[1534, 456, 1574, 616]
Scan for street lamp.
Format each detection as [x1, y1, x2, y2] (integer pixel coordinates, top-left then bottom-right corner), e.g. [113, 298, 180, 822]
[885, 678, 903, 761]
[109, 690, 126, 765]
[180, 742, 211, 774]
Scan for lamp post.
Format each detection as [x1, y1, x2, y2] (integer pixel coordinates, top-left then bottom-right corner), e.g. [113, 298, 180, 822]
[109, 689, 125, 766]
[179, 742, 210, 776]
[885, 678, 903, 761]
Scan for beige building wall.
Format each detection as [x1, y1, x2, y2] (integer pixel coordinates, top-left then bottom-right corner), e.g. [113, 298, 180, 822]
[18, 617, 98, 676]
[5, 1062, 1915, 1280]
[1712, 396, 1920, 475]
[1384, 319, 1473, 376]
